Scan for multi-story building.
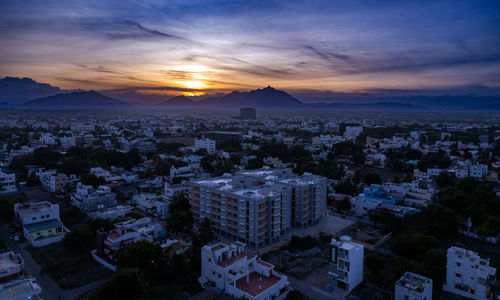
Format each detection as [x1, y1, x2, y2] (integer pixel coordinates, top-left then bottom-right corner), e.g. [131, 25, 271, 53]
[470, 164, 488, 179]
[71, 183, 117, 213]
[328, 236, 364, 294]
[0, 171, 16, 193]
[240, 107, 257, 120]
[199, 242, 289, 300]
[0, 251, 41, 300]
[170, 166, 196, 180]
[39, 170, 72, 193]
[395, 272, 432, 300]
[236, 168, 327, 228]
[190, 176, 290, 248]
[190, 168, 327, 248]
[205, 131, 242, 144]
[194, 137, 216, 154]
[14, 201, 69, 247]
[442, 246, 496, 300]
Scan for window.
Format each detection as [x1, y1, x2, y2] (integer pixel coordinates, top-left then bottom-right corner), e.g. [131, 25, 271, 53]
[404, 295, 409, 300]
[470, 289, 475, 294]
[457, 262, 461, 267]
[46, 214, 50, 218]
[455, 273, 461, 278]
[32, 217, 36, 220]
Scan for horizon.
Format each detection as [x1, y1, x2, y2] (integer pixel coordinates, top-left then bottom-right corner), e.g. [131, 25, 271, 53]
[1, 1, 500, 104]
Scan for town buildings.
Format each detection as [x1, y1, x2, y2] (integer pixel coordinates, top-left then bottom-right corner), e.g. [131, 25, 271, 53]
[71, 183, 117, 213]
[0, 251, 42, 300]
[14, 201, 69, 247]
[395, 272, 433, 300]
[199, 242, 289, 300]
[0, 171, 16, 193]
[442, 246, 496, 300]
[194, 137, 216, 154]
[240, 107, 257, 120]
[328, 236, 364, 294]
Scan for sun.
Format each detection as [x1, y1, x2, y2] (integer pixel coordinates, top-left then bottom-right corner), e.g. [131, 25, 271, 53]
[178, 80, 205, 89]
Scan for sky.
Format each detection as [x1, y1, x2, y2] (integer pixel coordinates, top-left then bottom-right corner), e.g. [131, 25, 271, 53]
[1, 0, 500, 102]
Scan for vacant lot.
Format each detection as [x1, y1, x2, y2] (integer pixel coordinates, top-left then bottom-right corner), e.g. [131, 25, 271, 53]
[28, 243, 111, 289]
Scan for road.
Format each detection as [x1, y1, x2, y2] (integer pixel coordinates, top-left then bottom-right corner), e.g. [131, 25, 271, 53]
[0, 222, 109, 300]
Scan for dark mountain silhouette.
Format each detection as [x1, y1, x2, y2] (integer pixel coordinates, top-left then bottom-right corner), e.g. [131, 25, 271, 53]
[22, 90, 133, 110]
[0, 77, 62, 104]
[156, 95, 197, 107]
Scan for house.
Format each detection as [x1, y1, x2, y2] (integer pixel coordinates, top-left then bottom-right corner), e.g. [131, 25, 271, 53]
[71, 183, 117, 213]
[39, 171, 72, 193]
[328, 236, 364, 294]
[395, 272, 432, 300]
[14, 201, 69, 247]
[0, 171, 17, 193]
[470, 164, 488, 179]
[195, 137, 216, 154]
[442, 246, 496, 300]
[0, 250, 42, 300]
[198, 242, 289, 300]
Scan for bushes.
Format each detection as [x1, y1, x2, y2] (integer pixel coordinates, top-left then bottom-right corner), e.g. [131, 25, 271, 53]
[63, 226, 93, 250]
[287, 235, 317, 251]
[390, 234, 439, 261]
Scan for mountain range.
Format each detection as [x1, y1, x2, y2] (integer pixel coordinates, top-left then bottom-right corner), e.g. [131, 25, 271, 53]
[1, 76, 499, 111]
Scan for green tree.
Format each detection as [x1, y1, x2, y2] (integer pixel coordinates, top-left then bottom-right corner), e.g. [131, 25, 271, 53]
[365, 253, 386, 273]
[166, 211, 193, 233]
[390, 234, 439, 261]
[98, 268, 149, 300]
[116, 240, 163, 279]
[63, 226, 93, 250]
[337, 199, 351, 211]
[422, 249, 446, 289]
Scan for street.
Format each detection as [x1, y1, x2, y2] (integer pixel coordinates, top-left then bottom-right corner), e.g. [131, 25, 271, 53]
[0, 222, 109, 300]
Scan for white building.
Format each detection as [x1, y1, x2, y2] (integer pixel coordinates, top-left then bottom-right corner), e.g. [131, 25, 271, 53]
[170, 166, 196, 180]
[328, 236, 364, 293]
[442, 246, 496, 300]
[0, 171, 17, 193]
[71, 183, 117, 213]
[40, 171, 72, 193]
[14, 201, 69, 247]
[195, 137, 216, 154]
[199, 242, 289, 300]
[470, 164, 488, 179]
[395, 272, 432, 300]
[0, 251, 42, 300]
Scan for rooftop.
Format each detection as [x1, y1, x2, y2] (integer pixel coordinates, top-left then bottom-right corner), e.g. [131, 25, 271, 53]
[235, 271, 281, 296]
[397, 272, 431, 293]
[23, 219, 63, 233]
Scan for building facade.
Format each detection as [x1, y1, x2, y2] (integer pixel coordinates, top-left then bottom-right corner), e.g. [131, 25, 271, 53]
[71, 183, 117, 213]
[240, 107, 257, 120]
[442, 246, 496, 300]
[395, 272, 432, 300]
[199, 242, 289, 300]
[328, 236, 364, 294]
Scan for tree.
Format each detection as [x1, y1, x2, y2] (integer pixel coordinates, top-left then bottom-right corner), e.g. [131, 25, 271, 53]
[26, 173, 40, 187]
[365, 253, 386, 273]
[166, 211, 193, 233]
[198, 218, 215, 245]
[246, 158, 264, 170]
[422, 249, 446, 289]
[88, 217, 114, 234]
[63, 226, 93, 250]
[363, 172, 381, 185]
[81, 173, 105, 189]
[98, 268, 149, 300]
[337, 199, 351, 211]
[0, 196, 19, 220]
[390, 234, 439, 261]
[116, 240, 163, 280]
[421, 204, 457, 237]
[435, 172, 455, 189]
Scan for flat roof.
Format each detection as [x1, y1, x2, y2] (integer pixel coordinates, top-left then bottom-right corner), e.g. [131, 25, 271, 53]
[235, 271, 281, 297]
[23, 219, 62, 233]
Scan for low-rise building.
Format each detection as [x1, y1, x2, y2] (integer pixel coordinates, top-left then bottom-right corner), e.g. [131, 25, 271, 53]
[195, 137, 216, 154]
[470, 164, 488, 179]
[14, 201, 69, 247]
[71, 183, 117, 213]
[199, 242, 289, 300]
[395, 272, 432, 300]
[328, 236, 364, 294]
[442, 246, 496, 300]
[0, 171, 17, 193]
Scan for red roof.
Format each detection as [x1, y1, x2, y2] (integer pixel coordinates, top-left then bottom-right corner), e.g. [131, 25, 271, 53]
[257, 260, 273, 268]
[235, 271, 281, 296]
[218, 253, 246, 268]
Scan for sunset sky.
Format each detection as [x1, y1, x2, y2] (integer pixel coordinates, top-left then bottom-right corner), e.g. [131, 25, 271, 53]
[1, 0, 500, 100]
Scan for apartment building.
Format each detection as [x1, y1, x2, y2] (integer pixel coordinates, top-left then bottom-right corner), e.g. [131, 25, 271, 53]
[39, 171, 72, 193]
[236, 168, 327, 228]
[470, 164, 488, 179]
[328, 236, 364, 294]
[190, 176, 291, 248]
[14, 201, 69, 247]
[240, 107, 257, 120]
[0, 171, 16, 193]
[395, 272, 432, 300]
[442, 246, 496, 300]
[71, 183, 117, 213]
[195, 137, 216, 154]
[199, 242, 289, 300]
